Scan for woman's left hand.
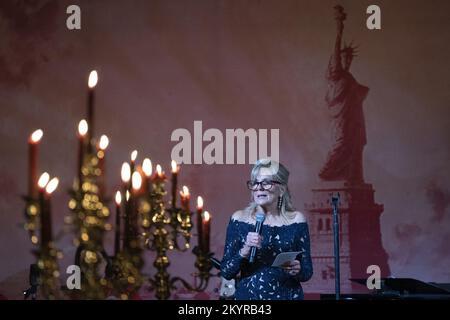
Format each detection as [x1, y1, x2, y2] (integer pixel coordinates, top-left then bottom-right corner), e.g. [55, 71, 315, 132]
[283, 259, 301, 276]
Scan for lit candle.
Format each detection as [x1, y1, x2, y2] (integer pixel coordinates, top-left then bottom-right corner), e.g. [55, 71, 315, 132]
[154, 164, 166, 181]
[196, 196, 204, 252]
[171, 160, 179, 209]
[37, 173, 50, 245]
[142, 158, 152, 194]
[126, 171, 142, 248]
[87, 70, 98, 149]
[121, 162, 132, 248]
[202, 211, 211, 254]
[28, 129, 43, 199]
[130, 150, 138, 174]
[180, 185, 190, 216]
[121, 162, 131, 191]
[114, 191, 122, 256]
[77, 120, 88, 187]
[42, 177, 59, 246]
[97, 134, 109, 199]
[131, 171, 142, 194]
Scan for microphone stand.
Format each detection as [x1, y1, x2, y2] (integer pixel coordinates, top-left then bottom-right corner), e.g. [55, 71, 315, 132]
[331, 193, 341, 300]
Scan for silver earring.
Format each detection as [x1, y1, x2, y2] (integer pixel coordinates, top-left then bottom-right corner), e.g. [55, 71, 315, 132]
[277, 195, 283, 211]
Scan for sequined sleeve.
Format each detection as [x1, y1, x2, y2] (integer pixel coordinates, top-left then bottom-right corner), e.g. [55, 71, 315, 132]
[295, 223, 313, 282]
[220, 219, 245, 280]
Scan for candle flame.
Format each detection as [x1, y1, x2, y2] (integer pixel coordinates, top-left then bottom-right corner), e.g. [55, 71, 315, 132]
[88, 70, 98, 88]
[142, 158, 152, 177]
[182, 186, 189, 197]
[121, 162, 131, 183]
[197, 196, 203, 209]
[115, 191, 122, 205]
[45, 177, 59, 194]
[38, 172, 50, 189]
[78, 120, 88, 136]
[30, 129, 43, 143]
[203, 211, 211, 222]
[132, 171, 142, 190]
[99, 135, 109, 150]
[126, 190, 130, 201]
[156, 164, 162, 176]
[131, 150, 138, 162]
[171, 160, 178, 173]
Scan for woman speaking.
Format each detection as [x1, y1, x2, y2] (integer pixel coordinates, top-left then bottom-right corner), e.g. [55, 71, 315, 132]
[221, 159, 313, 300]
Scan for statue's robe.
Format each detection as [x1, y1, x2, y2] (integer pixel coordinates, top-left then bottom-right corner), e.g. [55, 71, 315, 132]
[319, 57, 368, 183]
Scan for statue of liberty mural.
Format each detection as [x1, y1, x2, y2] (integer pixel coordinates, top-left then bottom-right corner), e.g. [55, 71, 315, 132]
[319, 5, 368, 185]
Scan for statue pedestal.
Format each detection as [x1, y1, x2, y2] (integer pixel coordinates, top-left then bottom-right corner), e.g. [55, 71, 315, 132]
[302, 181, 390, 294]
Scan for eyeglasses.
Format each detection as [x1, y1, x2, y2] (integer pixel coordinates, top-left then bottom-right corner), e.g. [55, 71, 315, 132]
[246, 180, 281, 191]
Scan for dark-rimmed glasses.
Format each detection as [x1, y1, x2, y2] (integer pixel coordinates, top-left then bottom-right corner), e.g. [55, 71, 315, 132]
[246, 180, 281, 191]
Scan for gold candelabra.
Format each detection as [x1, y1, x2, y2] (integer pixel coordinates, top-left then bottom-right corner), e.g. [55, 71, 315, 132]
[23, 166, 62, 299]
[23, 70, 216, 300]
[67, 143, 112, 299]
[136, 164, 216, 300]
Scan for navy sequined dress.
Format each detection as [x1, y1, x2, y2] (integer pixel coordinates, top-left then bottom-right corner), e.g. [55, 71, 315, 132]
[221, 218, 313, 300]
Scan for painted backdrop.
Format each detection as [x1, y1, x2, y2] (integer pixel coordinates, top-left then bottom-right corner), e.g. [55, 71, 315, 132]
[0, 0, 449, 298]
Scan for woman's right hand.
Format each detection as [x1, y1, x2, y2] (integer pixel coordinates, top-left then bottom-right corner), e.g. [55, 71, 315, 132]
[240, 232, 262, 258]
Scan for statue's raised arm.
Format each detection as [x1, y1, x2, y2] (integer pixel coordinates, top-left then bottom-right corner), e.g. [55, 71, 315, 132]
[328, 5, 346, 80]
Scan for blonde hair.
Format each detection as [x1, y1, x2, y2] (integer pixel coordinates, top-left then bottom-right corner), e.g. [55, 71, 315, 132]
[244, 158, 296, 223]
